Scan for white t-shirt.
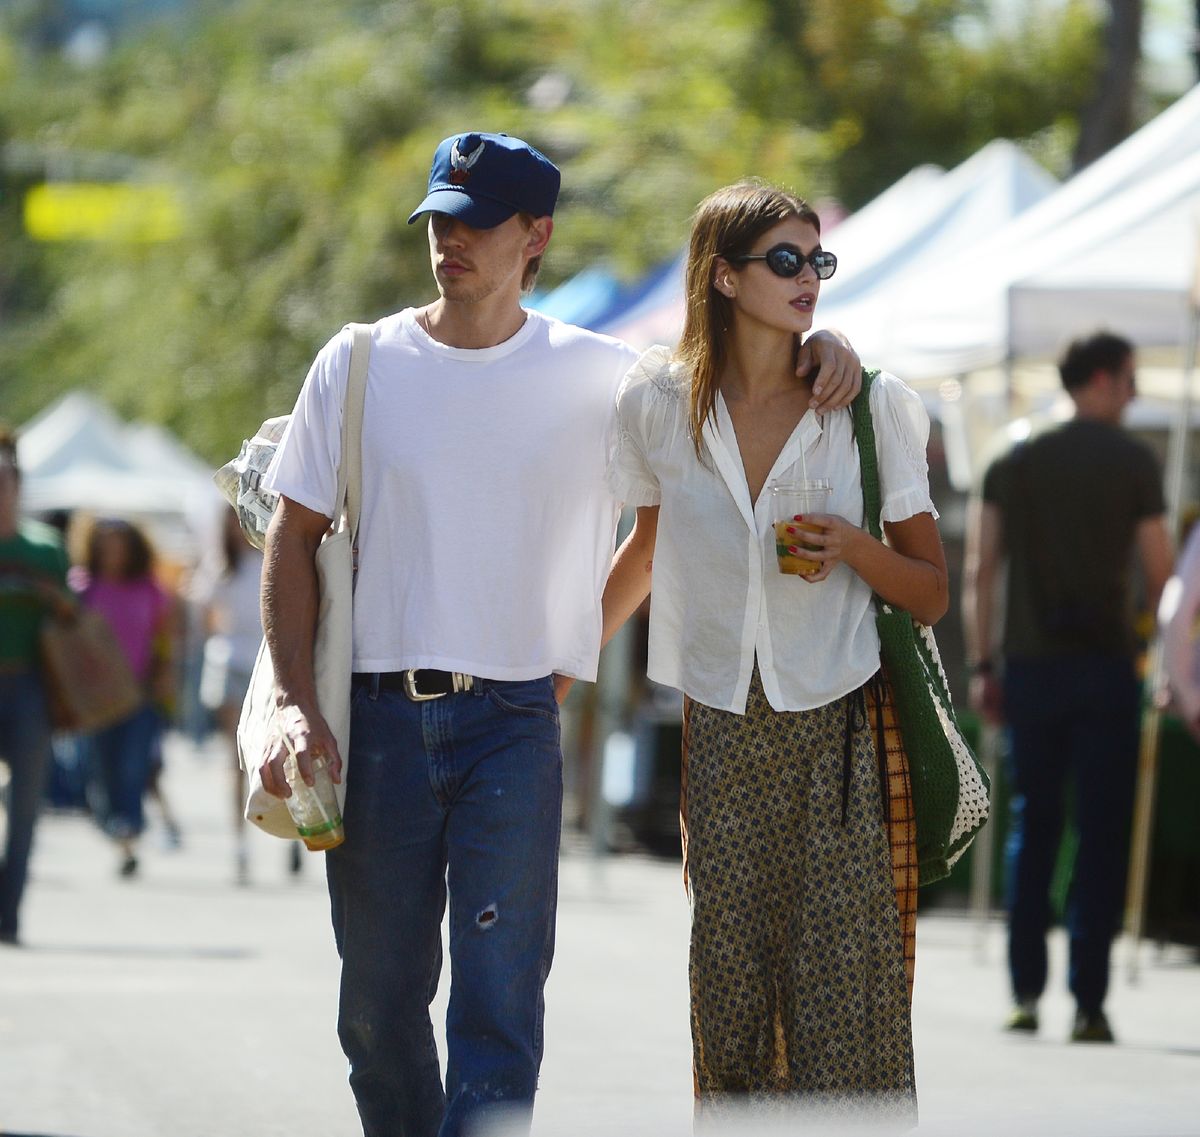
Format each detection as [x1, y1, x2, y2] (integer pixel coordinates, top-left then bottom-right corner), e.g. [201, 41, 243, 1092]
[607, 346, 938, 714]
[264, 308, 638, 682]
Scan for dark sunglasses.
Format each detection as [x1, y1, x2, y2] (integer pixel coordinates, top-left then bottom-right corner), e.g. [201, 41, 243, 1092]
[726, 244, 838, 280]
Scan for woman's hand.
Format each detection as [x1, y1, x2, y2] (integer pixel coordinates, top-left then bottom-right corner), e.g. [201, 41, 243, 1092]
[788, 510, 947, 625]
[780, 512, 863, 582]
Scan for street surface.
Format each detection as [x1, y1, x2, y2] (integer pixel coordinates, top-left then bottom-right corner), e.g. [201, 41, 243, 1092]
[1, 732, 1198, 1136]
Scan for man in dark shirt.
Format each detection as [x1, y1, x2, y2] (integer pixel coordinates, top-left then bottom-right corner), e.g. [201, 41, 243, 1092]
[0, 428, 70, 946]
[963, 331, 1173, 1043]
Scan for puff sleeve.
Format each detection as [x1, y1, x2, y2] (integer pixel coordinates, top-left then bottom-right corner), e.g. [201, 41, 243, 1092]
[870, 370, 938, 524]
[606, 346, 676, 508]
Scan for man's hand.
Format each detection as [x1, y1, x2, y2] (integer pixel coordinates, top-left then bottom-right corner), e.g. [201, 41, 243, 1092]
[552, 673, 576, 704]
[258, 700, 342, 799]
[799, 329, 862, 413]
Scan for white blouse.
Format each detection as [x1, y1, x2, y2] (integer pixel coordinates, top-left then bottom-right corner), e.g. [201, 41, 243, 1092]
[607, 346, 938, 714]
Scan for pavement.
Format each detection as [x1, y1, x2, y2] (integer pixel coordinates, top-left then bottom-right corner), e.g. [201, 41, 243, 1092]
[1, 731, 1198, 1137]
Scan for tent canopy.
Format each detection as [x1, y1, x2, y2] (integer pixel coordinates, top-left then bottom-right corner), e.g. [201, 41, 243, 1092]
[584, 139, 1057, 356]
[16, 392, 219, 555]
[888, 84, 1200, 379]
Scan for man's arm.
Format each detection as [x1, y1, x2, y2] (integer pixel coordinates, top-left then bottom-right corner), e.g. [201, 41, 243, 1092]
[1136, 514, 1173, 617]
[962, 496, 1005, 725]
[800, 329, 861, 413]
[259, 494, 339, 798]
[553, 506, 658, 705]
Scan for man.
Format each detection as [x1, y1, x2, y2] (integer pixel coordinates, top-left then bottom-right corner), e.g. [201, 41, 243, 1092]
[258, 131, 861, 1137]
[0, 429, 70, 946]
[963, 331, 1173, 1044]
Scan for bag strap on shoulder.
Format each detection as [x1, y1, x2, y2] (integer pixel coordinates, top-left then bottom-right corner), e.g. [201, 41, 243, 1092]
[849, 367, 883, 541]
[336, 324, 371, 542]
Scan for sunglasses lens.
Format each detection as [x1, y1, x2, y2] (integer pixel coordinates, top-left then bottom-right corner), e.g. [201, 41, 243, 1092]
[813, 252, 837, 279]
[765, 247, 802, 276]
[759, 246, 837, 279]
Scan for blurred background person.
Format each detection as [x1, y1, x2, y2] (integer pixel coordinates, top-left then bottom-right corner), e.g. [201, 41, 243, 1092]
[198, 505, 276, 885]
[963, 330, 1174, 1043]
[0, 427, 71, 945]
[1159, 518, 1200, 744]
[75, 518, 179, 878]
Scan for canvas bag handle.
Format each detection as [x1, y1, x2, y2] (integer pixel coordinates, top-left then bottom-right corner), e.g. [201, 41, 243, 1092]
[335, 324, 371, 547]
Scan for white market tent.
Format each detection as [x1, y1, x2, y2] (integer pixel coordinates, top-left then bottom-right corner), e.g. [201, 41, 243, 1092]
[1006, 151, 1200, 360]
[599, 139, 1058, 355]
[16, 391, 220, 558]
[887, 83, 1200, 380]
[817, 140, 1059, 370]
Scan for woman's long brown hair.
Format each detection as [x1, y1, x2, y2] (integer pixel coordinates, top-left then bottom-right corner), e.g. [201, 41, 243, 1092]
[675, 180, 820, 461]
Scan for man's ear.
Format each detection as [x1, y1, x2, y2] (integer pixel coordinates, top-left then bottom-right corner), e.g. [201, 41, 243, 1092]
[526, 216, 553, 258]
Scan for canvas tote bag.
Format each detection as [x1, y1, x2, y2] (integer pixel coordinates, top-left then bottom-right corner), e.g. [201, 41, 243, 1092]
[39, 607, 143, 733]
[236, 325, 369, 838]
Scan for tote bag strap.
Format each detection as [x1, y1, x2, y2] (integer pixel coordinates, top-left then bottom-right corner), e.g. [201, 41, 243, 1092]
[336, 323, 371, 545]
[850, 368, 883, 543]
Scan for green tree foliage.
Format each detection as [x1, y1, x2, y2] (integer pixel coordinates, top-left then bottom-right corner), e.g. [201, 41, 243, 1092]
[0, 0, 1105, 462]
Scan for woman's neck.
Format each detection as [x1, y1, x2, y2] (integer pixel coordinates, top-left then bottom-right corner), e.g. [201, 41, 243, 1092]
[719, 325, 803, 403]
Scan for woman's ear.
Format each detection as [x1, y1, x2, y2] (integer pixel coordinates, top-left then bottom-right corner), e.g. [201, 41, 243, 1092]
[712, 257, 736, 299]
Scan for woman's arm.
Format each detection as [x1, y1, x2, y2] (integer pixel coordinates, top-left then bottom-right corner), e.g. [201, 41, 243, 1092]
[601, 505, 659, 649]
[552, 505, 658, 705]
[792, 509, 948, 626]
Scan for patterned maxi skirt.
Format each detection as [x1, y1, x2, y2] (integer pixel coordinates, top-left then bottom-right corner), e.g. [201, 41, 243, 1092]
[681, 666, 917, 1122]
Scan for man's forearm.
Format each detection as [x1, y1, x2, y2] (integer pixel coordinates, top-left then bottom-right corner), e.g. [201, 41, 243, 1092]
[262, 510, 323, 711]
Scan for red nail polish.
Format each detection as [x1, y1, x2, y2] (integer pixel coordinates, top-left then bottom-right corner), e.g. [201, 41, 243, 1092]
[788, 546, 799, 554]
[785, 526, 796, 535]
[793, 514, 804, 522]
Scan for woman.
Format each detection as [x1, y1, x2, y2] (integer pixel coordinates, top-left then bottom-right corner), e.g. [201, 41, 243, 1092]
[198, 506, 270, 884]
[604, 181, 946, 1117]
[77, 518, 176, 877]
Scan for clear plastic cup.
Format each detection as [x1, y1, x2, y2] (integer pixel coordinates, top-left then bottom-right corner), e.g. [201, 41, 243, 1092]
[767, 478, 832, 575]
[283, 754, 345, 851]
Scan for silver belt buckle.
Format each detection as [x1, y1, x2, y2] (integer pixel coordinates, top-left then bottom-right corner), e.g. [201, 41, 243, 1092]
[403, 669, 445, 701]
[402, 669, 475, 700]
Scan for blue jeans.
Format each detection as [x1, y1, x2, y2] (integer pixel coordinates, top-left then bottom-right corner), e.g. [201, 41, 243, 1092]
[0, 672, 54, 936]
[87, 702, 161, 839]
[327, 675, 563, 1137]
[1003, 654, 1140, 1014]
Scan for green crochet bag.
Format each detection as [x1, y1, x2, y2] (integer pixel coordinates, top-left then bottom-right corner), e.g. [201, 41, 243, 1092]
[851, 369, 991, 885]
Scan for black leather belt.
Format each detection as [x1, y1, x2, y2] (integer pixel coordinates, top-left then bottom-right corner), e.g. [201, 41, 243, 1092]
[353, 669, 476, 701]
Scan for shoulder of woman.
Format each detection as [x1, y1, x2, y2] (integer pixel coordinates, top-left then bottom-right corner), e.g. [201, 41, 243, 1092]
[869, 369, 929, 425]
[618, 345, 690, 405]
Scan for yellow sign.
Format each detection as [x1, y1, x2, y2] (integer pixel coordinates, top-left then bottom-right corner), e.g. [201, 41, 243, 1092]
[24, 183, 182, 242]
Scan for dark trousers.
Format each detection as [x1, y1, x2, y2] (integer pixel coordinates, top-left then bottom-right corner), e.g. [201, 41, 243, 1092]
[1002, 654, 1140, 1014]
[0, 673, 53, 936]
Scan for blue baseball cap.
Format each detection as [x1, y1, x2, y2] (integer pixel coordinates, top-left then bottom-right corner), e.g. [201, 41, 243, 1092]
[407, 132, 561, 229]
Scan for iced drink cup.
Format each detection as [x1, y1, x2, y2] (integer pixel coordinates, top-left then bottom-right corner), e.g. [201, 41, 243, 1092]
[768, 478, 831, 575]
[283, 754, 345, 851]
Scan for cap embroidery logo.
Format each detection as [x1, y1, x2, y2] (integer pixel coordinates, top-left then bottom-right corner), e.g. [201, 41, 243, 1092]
[449, 137, 485, 186]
